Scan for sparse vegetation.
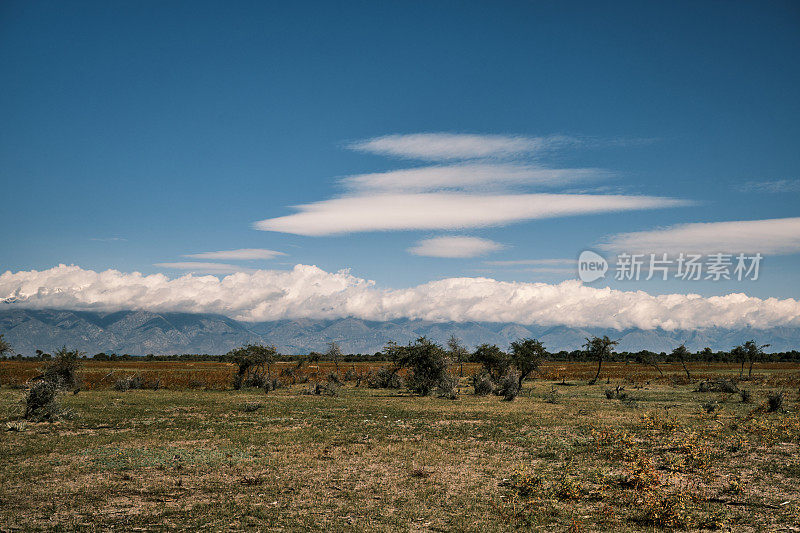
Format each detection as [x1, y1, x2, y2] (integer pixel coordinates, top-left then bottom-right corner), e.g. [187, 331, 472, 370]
[41, 346, 83, 389]
[1, 347, 799, 530]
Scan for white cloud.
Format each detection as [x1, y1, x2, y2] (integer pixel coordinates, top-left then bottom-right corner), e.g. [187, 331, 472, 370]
[2, 264, 799, 330]
[340, 163, 605, 193]
[349, 133, 575, 161]
[255, 192, 691, 236]
[255, 133, 688, 237]
[601, 217, 800, 255]
[408, 236, 506, 258]
[184, 248, 286, 260]
[154, 262, 256, 274]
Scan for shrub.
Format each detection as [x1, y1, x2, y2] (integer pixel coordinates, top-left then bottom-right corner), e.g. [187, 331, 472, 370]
[696, 379, 738, 393]
[225, 344, 278, 389]
[472, 343, 511, 381]
[436, 374, 458, 400]
[243, 373, 267, 389]
[768, 391, 784, 412]
[387, 338, 451, 396]
[114, 375, 136, 391]
[41, 347, 83, 389]
[471, 371, 494, 396]
[498, 371, 520, 401]
[639, 490, 692, 528]
[327, 372, 342, 385]
[262, 378, 280, 393]
[368, 366, 403, 389]
[343, 369, 356, 382]
[306, 381, 339, 396]
[24, 381, 71, 421]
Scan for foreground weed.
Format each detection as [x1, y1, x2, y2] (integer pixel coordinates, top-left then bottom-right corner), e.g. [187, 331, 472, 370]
[640, 410, 681, 433]
[638, 489, 693, 529]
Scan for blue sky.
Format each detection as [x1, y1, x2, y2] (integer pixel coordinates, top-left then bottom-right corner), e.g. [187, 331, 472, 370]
[2, 1, 800, 327]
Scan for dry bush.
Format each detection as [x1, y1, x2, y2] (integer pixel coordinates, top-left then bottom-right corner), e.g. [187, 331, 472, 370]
[621, 456, 662, 490]
[768, 391, 784, 412]
[304, 380, 339, 396]
[24, 381, 72, 421]
[604, 386, 627, 400]
[41, 347, 82, 389]
[368, 366, 403, 389]
[638, 490, 692, 529]
[696, 378, 738, 393]
[471, 371, 494, 396]
[262, 378, 281, 393]
[498, 371, 520, 401]
[436, 374, 458, 399]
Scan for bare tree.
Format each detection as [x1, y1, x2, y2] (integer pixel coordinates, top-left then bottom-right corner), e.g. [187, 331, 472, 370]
[447, 335, 469, 378]
[641, 353, 664, 377]
[731, 344, 747, 378]
[326, 342, 343, 373]
[671, 344, 692, 381]
[585, 336, 619, 385]
[743, 340, 769, 377]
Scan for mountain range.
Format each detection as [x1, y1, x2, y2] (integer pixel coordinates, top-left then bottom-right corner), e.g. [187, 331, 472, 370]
[1, 309, 798, 356]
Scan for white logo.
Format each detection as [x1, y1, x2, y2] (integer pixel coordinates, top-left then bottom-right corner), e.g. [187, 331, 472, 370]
[578, 250, 608, 282]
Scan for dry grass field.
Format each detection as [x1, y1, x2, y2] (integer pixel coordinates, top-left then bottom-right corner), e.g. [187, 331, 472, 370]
[2, 361, 799, 531]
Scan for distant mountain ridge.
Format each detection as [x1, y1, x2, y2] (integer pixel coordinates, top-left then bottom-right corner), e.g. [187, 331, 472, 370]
[1, 309, 799, 356]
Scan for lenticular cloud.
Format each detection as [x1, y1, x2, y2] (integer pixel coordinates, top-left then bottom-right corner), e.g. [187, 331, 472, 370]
[1, 264, 799, 330]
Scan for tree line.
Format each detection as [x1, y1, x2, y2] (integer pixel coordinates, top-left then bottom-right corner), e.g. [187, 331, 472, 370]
[1, 332, 796, 366]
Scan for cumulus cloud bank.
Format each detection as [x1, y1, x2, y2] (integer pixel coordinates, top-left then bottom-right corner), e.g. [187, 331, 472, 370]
[408, 236, 506, 258]
[601, 217, 800, 255]
[2, 265, 799, 330]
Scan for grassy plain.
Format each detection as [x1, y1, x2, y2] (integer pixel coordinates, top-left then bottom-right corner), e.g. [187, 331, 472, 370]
[1, 361, 799, 531]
